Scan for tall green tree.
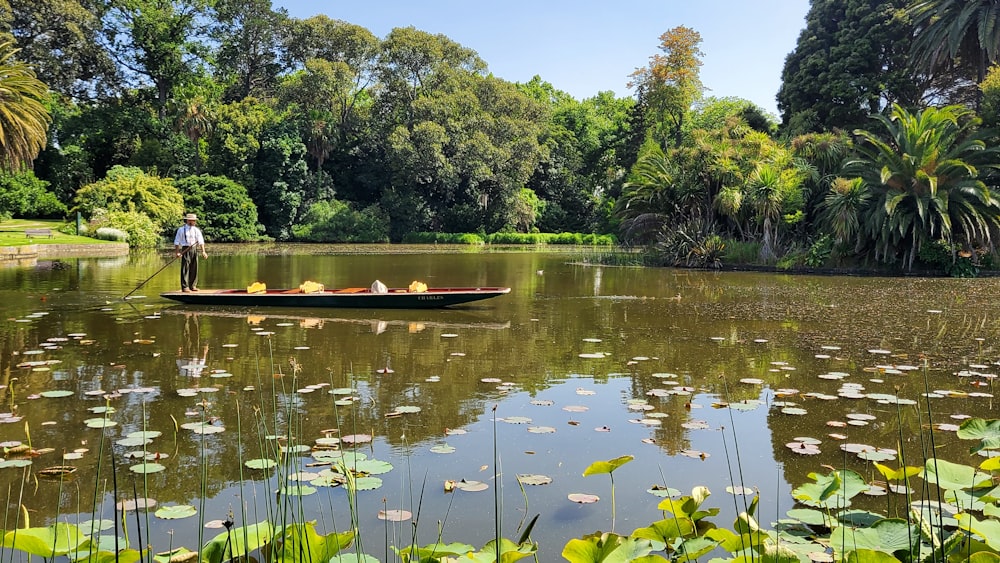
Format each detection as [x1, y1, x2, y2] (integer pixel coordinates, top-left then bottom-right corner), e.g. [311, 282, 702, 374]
[910, 0, 1000, 96]
[104, 0, 210, 118]
[0, 41, 51, 171]
[844, 104, 1000, 269]
[210, 0, 288, 101]
[4, 0, 117, 101]
[628, 26, 703, 148]
[777, 0, 919, 135]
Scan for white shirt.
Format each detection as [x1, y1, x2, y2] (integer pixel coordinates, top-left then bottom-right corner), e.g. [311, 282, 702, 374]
[174, 224, 205, 247]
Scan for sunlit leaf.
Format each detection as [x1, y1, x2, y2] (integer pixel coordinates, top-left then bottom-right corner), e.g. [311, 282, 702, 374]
[958, 418, 1000, 454]
[245, 458, 277, 470]
[921, 458, 992, 491]
[378, 509, 411, 522]
[1, 523, 89, 556]
[583, 455, 634, 476]
[154, 505, 196, 520]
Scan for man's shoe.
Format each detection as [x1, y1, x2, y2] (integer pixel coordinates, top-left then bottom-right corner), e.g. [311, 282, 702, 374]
[182, 288, 191, 293]
[190, 287, 199, 292]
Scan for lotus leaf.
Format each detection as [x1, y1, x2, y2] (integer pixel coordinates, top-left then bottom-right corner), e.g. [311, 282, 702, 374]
[201, 521, 273, 563]
[921, 458, 992, 490]
[958, 418, 1000, 454]
[270, 522, 354, 563]
[40, 390, 74, 398]
[395, 542, 475, 562]
[278, 484, 316, 496]
[129, 462, 165, 474]
[329, 554, 379, 563]
[1, 523, 89, 557]
[583, 455, 634, 476]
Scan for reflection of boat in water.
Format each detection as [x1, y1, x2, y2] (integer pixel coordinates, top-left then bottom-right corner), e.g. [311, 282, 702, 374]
[157, 305, 511, 332]
[161, 286, 510, 308]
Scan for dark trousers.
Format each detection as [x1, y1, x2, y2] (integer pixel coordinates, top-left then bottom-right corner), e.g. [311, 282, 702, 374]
[180, 249, 199, 290]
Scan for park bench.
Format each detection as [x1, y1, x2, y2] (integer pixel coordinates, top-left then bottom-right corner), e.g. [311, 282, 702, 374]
[24, 228, 53, 239]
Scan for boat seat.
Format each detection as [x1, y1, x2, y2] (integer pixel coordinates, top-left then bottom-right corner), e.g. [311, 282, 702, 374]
[337, 287, 367, 293]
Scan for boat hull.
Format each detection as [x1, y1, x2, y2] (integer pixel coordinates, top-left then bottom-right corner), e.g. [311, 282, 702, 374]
[160, 287, 510, 309]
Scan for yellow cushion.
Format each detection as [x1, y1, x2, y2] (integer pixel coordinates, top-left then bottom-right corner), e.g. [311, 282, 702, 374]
[246, 282, 267, 294]
[408, 280, 428, 293]
[299, 281, 324, 293]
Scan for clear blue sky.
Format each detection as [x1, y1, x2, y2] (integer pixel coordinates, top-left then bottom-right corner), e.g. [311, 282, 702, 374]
[272, 1, 810, 117]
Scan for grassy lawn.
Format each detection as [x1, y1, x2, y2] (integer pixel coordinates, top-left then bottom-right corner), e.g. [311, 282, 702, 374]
[0, 218, 113, 246]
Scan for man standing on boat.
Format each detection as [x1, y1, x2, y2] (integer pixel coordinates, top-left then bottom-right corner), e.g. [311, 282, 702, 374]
[174, 213, 208, 292]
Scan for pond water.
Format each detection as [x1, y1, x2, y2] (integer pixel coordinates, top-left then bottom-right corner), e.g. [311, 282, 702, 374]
[1, 246, 998, 560]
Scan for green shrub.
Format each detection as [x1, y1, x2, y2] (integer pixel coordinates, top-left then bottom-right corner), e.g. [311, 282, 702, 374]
[175, 175, 263, 242]
[401, 232, 484, 245]
[0, 171, 67, 219]
[292, 200, 389, 243]
[94, 227, 128, 242]
[804, 234, 834, 268]
[87, 208, 161, 248]
[73, 166, 183, 234]
[486, 232, 544, 244]
[722, 239, 761, 264]
[550, 232, 583, 245]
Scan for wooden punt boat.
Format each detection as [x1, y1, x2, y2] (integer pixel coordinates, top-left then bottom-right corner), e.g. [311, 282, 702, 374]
[160, 286, 511, 309]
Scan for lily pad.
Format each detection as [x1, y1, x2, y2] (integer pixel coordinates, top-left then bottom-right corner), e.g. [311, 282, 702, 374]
[129, 462, 166, 474]
[155, 505, 197, 520]
[430, 444, 456, 454]
[378, 509, 412, 522]
[517, 474, 553, 486]
[568, 493, 599, 504]
[245, 458, 277, 470]
[354, 477, 382, 490]
[40, 390, 74, 398]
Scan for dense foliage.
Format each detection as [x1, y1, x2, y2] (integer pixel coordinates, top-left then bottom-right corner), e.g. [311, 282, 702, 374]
[2, 0, 1000, 274]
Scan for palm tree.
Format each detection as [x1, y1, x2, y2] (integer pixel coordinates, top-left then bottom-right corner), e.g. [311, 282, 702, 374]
[844, 104, 1000, 269]
[910, 0, 1000, 94]
[0, 42, 51, 171]
[616, 141, 677, 244]
[818, 177, 869, 252]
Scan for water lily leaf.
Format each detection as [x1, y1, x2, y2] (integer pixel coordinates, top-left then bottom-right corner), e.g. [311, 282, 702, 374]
[117, 498, 156, 511]
[527, 426, 556, 434]
[430, 444, 456, 454]
[353, 477, 382, 490]
[279, 484, 316, 496]
[40, 390, 74, 398]
[455, 480, 488, 492]
[394, 405, 421, 414]
[0, 459, 33, 468]
[378, 509, 411, 522]
[646, 485, 681, 498]
[341, 434, 372, 445]
[129, 462, 165, 474]
[348, 459, 391, 475]
[77, 519, 115, 535]
[503, 416, 532, 424]
[84, 418, 117, 429]
[154, 505, 196, 519]
[245, 458, 277, 470]
[517, 474, 553, 486]
[1, 523, 89, 556]
[116, 437, 151, 448]
[583, 455, 634, 476]
[568, 493, 599, 504]
[958, 418, 1000, 454]
[154, 547, 195, 563]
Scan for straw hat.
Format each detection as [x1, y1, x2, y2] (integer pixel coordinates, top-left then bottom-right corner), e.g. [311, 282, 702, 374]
[184, 213, 198, 221]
